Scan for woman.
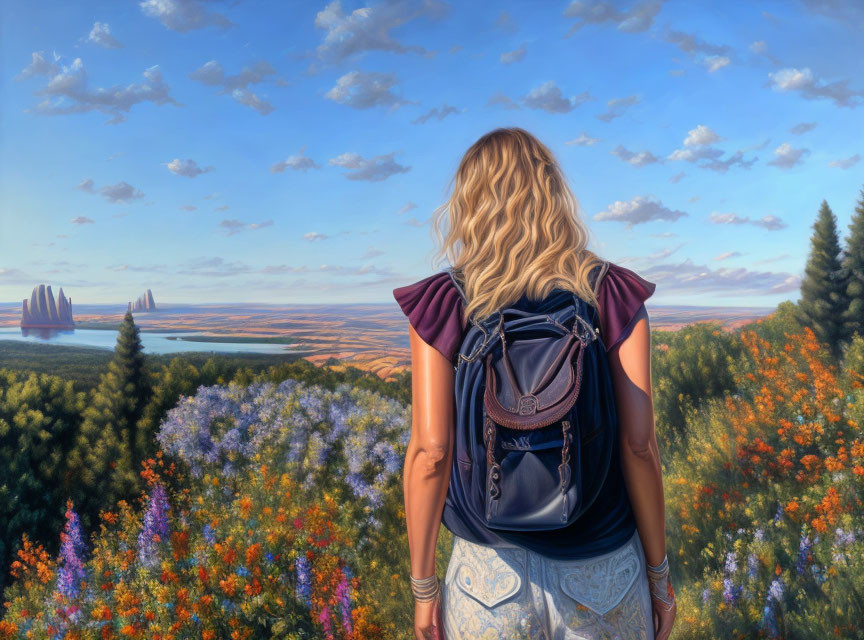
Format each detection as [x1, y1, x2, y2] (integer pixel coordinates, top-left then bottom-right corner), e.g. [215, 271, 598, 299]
[394, 127, 676, 640]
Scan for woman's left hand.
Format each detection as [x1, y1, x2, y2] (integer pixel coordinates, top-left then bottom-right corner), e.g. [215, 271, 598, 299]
[413, 594, 444, 640]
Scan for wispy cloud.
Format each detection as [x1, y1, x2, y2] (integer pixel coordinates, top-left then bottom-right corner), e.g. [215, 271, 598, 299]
[71, 216, 95, 224]
[667, 125, 758, 173]
[18, 55, 179, 124]
[563, 0, 664, 37]
[828, 153, 861, 169]
[521, 82, 593, 113]
[189, 60, 278, 115]
[708, 211, 788, 230]
[328, 151, 411, 181]
[610, 145, 664, 167]
[166, 158, 215, 178]
[412, 104, 462, 124]
[769, 67, 863, 108]
[767, 142, 809, 169]
[85, 22, 123, 48]
[325, 70, 415, 110]
[565, 132, 602, 146]
[640, 259, 800, 295]
[271, 147, 320, 172]
[312, 0, 448, 66]
[220, 219, 274, 236]
[594, 195, 688, 228]
[596, 94, 640, 122]
[139, 0, 233, 33]
[500, 43, 527, 64]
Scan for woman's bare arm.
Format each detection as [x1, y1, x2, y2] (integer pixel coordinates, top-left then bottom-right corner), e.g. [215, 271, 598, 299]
[403, 324, 455, 580]
[607, 306, 666, 567]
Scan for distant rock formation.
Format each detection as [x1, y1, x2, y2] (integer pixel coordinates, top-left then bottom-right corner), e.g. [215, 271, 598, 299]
[21, 284, 75, 329]
[129, 289, 157, 312]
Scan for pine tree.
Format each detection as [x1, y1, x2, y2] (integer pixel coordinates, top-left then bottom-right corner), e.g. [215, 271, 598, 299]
[68, 311, 152, 528]
[841, 187, 864, 343]
[797, 200, 850, 359]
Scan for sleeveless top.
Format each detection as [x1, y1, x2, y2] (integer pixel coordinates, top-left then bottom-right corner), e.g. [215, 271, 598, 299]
[392, 262, 657, 559]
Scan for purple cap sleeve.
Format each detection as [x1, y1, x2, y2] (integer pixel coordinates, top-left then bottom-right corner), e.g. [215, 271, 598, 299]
[597, 262, 656, 351]
[393, 271, 465, 362]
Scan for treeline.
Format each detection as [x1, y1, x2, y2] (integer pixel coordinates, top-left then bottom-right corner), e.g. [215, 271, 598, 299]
[0, 310, 410, 596]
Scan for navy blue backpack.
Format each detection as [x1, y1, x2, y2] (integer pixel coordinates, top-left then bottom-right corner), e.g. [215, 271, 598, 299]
[446, 263, 616, 532]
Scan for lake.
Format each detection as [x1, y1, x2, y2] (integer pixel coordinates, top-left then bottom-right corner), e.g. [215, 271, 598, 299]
[0, 327, 301, 355]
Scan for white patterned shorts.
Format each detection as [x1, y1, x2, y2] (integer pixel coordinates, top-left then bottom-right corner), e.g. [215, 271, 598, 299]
[441, 529, 653, 640]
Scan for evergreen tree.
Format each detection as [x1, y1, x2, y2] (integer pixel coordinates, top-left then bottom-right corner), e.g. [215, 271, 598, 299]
[796, 200, 849, 359]
[68, 311, 151, 529]
[841, 186, 864, 343]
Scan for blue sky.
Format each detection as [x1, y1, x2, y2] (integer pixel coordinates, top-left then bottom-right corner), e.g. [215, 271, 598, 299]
[0, 0, 862, 306]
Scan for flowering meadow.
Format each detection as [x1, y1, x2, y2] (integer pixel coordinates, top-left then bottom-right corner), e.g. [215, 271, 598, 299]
[663, 308, 864, 639]
[1, 381, 432, 639]
[3, 307, 864, 638]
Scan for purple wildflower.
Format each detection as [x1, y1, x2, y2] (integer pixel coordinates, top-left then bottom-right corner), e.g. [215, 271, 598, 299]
[138, 483, 171, 568]
[768, 578, 784, 602]
[295, 556, 313, 608]
[795, 533, 812, 575]
[336, 565, 353, 634]
[57, 502, 87, 599]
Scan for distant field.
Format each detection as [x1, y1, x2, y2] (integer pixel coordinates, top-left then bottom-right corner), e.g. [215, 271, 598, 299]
[0, 301, 776, 381]
[0, 340, 300, 391]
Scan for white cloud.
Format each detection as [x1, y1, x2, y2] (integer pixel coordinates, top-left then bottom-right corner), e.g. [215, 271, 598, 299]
[100, 181, 145, 203]
[610, 145, 663, 167]
[189, 60, 277, 115]
[563, 0, 664, 36]
[313, 0, 447, 64]
[397, 201, 417, 214]
[769, 67, 863, 108]
[683, 124, 723, 147]
[767, 142, 809, 169]
[328, 151, 411, 181]
[668, 125, 757, 173]
[16, 51, 60, 78]
[325, 70, 414, 110]
[271, 147, 320, 172]
[86, 22, 123, 48]
[166, 158, 215, 178]
[71, 216, 95, 224]
[522, 81, 593, 113]
[565, 132, 602, 146]
[139, 0, 233, 32]
[703, 55, 730, 72]
[594, 195, 688, 228]
[21, 56, 178, 124]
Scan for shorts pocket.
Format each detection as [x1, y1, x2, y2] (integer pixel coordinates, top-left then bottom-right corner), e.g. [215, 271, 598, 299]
[555, 537, 641, 616]
[449, 539, 525, 608]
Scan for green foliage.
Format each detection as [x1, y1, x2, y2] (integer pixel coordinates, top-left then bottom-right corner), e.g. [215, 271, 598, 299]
[841, 187, 864, 344]
[67, 312, 153, 532]
[797, 200, 850, 360]
[651, 323, 743, 459]
[0, 369, 85, 594]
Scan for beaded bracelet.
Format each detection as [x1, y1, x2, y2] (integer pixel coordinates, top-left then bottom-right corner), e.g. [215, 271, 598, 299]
[411, 574, 440, 602]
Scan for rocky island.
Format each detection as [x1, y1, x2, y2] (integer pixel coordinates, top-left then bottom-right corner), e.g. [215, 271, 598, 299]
[21, 284, 75, 329]
[129, 289, 157, 312]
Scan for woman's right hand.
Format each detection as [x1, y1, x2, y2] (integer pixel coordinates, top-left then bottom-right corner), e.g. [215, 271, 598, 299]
[414, 594, 444, 640]
[651, 578, 676, 640]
